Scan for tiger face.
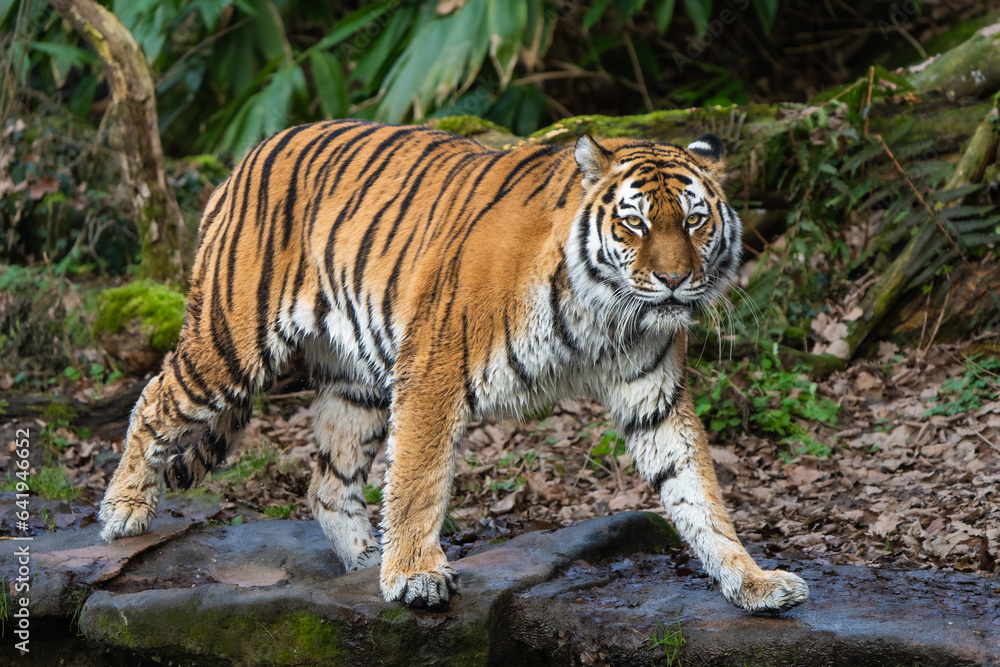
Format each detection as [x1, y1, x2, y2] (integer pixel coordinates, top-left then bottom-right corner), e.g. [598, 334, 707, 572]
[573, 133, 742, 327]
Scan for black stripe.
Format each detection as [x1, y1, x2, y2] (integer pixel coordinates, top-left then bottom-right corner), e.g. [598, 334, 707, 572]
[556, 170, 577, 208]
[462, 310, 478, 414]
[336, 389, 391, 411]
[621, 391, 672, 436]
[650, 462, 678, 492]
[548, 261, 581, 355]
[282, 124, 335, 248]
[624, 333, 675, 382]
[225, 140, 268, 309]
[522, 151, 566, 205]
[504, 310, 532, 388]
[170, 354, 214, 408]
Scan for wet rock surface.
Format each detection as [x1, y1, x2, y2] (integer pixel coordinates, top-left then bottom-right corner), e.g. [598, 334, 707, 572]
[3, 511, 999, 666]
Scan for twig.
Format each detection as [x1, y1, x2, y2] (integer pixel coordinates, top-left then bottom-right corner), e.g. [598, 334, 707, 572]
[823, 78, 864, 106]
[921, 289, 951, 358]
[863, 66, 875, 139]
[916, 287, 932, 353]
[875, 134, 968, 262]
[622, 33, 653, 114]
[513, 67, 610, 86]
[973, 429, 1000, 455]
[890, 16, 928, 60]
[267, 390, 316, 400]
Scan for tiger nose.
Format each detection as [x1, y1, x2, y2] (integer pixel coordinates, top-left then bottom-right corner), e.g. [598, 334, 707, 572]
[653, 271, 690, 290]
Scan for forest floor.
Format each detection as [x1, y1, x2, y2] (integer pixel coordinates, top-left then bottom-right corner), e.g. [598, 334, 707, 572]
[4, 337, 999, 577]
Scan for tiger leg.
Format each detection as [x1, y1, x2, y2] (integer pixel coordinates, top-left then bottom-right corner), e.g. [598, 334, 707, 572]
[164, 401, 252, 491]
[626, 385, 808, 614]
[99, 352, 233, 541]
[309, 388, 388, 571]
[378, 366, 464, 609]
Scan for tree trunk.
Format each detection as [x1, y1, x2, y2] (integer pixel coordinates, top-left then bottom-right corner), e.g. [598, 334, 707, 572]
[50, 0, 189, 289]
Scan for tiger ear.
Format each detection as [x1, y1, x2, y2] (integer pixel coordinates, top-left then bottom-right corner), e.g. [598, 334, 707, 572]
[686, 133, 726, 178]
[575, 134, 613, 185]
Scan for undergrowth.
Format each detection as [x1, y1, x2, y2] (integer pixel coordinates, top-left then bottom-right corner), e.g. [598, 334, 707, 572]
[0, 465, 80, 501]
[924, 353, 1000, 417]
[693, 353, 840, 459]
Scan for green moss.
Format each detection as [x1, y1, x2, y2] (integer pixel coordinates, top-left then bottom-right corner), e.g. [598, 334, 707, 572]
[528, 105, 784, 145]
[643, 512, 683, 552]
[433, 115, 513, 137]
[275, 612, 347, 665]
[100, 613, 138, 650]
[451, 622, 489, 666]
[92, 279, 186, 351]
[377, 606, 408, 623]
[43, 402, 78, 424]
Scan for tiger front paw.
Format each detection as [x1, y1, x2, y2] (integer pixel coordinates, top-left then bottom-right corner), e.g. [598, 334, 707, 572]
[99, 492, 157, 542]
[731, 569, 809, 614]
[380, 562, 459, 610]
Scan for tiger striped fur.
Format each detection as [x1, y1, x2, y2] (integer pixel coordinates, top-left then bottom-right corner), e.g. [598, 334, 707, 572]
[99, 120, 808, 613]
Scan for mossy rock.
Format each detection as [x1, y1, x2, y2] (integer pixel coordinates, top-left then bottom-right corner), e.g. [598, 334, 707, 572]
[93, 280, 186, 373]
[429, 115, 513, 138]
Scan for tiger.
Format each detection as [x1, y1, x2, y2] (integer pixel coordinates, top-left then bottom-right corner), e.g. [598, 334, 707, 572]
[99, 119, 808, 613]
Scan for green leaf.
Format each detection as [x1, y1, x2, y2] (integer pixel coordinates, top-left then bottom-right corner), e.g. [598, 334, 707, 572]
[193, 0, 229, 31]
[217, 64, 297, 159]
[488, 0, 527, 85]
[247, 0, 291, 64]
[0, 0, 17, 25]
[377, 0, 490, 122]
[350, 6, 416, 94]
[654, 0, 678, 33]
[683, 0, 712, 35]
[305, 0, 398, 58]
[29, 41, 99, 87]
[309, 51, 347, 119]
[754, 0, 779, 34]
[583, 0, 616, 30]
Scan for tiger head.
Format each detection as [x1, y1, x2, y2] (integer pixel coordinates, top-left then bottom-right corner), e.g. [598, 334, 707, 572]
[571, 133, 742, 327]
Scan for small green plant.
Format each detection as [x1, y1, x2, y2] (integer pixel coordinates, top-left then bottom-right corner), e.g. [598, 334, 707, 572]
[440, 512, 458, 536]
[69, 585, 89, 637]
[694, 354, 839, 459]
[262, 503, 294, 519]
[2, 466, 82, 500]
[208, 445, 283, 485]
[588, 429, 629, 472]
[34, 466, 81, 501]
[649, 614, 685, 666]
[0, 576, 8, 636]
[924, 354, 1000, 417]
[363, 483, 383, 506]
[39, 506, 57, 532]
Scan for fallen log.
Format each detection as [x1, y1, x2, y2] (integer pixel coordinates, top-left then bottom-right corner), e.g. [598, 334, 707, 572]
[4, 379, 149, 440]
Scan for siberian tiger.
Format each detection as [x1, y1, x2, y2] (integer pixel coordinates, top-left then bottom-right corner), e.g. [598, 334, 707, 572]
[100, 120, 808, 613]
